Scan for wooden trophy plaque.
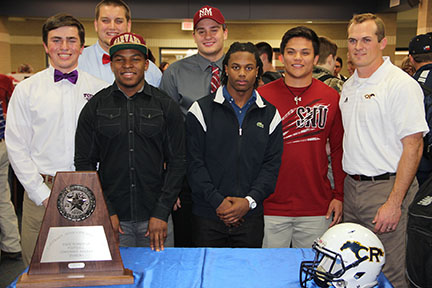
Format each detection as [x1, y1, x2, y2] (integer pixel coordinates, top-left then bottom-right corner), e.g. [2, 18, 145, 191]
[17, 171, 134, 287]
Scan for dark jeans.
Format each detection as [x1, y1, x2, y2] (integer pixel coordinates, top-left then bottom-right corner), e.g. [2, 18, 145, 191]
[193, 213, 264, 248]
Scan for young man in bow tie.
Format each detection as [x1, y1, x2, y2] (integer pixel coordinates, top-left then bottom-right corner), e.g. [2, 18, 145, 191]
[258, 26, 345, 249]
[78, 0, 162, 87]
[5, 13, 107, 265]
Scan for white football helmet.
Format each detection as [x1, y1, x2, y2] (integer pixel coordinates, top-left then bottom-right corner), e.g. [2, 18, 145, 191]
[300, 223, 385, 288]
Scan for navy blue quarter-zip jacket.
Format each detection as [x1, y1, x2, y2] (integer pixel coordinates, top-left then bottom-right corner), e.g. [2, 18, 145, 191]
[186, 86, 283, 219]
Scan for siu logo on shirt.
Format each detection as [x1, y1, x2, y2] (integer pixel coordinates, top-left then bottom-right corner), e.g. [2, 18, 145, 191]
[280, 100, 330, 144]
[296, 105, 328, 129]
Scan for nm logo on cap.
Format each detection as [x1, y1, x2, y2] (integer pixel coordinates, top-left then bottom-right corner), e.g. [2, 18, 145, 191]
[113, 34, 141, 45]
[199, 7, 213, 18]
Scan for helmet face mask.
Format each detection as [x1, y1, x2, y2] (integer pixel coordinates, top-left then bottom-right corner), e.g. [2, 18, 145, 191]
[299, 223, 385, 288]
[300, 244, 347, 288]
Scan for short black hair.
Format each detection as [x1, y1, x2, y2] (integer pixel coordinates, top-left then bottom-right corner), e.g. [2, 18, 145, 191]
[412, 53, 432, 63]
[280, 26, 319, 56]
[221, 42, 263, 89]
[42, 13, 85, 47]
[255, 42, 273, 62]
[336, 56, 343, 66]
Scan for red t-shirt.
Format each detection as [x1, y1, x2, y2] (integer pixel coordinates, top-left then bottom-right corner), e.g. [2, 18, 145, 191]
[0, 74, 14, 113]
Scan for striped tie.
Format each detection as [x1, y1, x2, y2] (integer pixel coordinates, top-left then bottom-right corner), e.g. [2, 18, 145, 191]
[210, 65, 220, 94]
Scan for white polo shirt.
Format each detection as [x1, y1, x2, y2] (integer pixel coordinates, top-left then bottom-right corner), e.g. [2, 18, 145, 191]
[339, 57, 428, 176]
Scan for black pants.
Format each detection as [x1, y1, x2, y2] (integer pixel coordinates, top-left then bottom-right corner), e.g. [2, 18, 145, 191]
[193, 213, 264, 248]
[172, 179, 194, 247]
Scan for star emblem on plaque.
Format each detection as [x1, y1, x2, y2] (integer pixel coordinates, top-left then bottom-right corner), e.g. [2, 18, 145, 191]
[57, 184, 96, 222]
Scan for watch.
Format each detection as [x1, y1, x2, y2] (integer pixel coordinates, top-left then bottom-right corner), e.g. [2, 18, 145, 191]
[245, 196, 257, 210]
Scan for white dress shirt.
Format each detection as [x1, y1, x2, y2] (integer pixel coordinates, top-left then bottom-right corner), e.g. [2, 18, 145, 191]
[78, 41, 162, 87]
[5, 66, 108, 206]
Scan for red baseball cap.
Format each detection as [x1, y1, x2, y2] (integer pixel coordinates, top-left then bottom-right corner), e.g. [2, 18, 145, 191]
[193, 5, 225, 28]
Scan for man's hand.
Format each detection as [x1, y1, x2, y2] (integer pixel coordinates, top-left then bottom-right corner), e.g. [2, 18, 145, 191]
[217, 197, 250, 225]
[216, 198, 232, 215]
[42, 197, 49, 208]
[326, 199, 343, 227]
[225, 218, 245, 228]
[370, 133, 423, 234]
[110, 214, 124, 243]
[216, 198, 236, 226]
[173, 197, 181, 211]
[145, 217, 168, 252]
[372, 199, 401, 234]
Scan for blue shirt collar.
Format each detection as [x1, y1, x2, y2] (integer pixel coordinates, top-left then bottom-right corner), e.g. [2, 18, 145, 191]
[222, 86, 256, 107]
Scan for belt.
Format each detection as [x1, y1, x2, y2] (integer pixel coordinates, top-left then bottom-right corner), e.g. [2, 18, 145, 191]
[41, 174, 55, 184]
[349, 173, 396, 181]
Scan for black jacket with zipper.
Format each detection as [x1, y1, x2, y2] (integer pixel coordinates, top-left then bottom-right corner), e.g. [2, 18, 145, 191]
[186, 86, 283, 219]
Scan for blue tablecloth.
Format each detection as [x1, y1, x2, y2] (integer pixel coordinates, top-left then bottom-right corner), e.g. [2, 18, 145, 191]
[8, 247, 392, 288]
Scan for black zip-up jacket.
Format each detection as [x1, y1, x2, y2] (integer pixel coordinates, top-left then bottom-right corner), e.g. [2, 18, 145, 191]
[186, 86, 283, 219]
[75, 82, 186, 222]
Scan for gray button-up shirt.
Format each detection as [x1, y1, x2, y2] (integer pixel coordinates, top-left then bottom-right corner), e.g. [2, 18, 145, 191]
[159, 53, 224, 115]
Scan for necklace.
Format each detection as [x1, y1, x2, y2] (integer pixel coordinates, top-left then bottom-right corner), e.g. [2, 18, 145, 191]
[284, 82, 313, 105]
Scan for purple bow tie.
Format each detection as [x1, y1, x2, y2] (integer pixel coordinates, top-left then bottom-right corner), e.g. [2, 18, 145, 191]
[54, 69, 78, 84]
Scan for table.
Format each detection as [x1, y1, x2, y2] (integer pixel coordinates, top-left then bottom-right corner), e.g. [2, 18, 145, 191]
[8, 247, 392, 288]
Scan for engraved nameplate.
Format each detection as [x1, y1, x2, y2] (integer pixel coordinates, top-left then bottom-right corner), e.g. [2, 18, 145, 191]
[40, 226, 112, 263]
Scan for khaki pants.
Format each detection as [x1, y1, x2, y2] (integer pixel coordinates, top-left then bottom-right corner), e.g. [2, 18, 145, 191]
[21, 191, 46, 266]
[343, 175, 417, 288]
[262, 215, 331, 248]
[0, 141, 21, 255]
